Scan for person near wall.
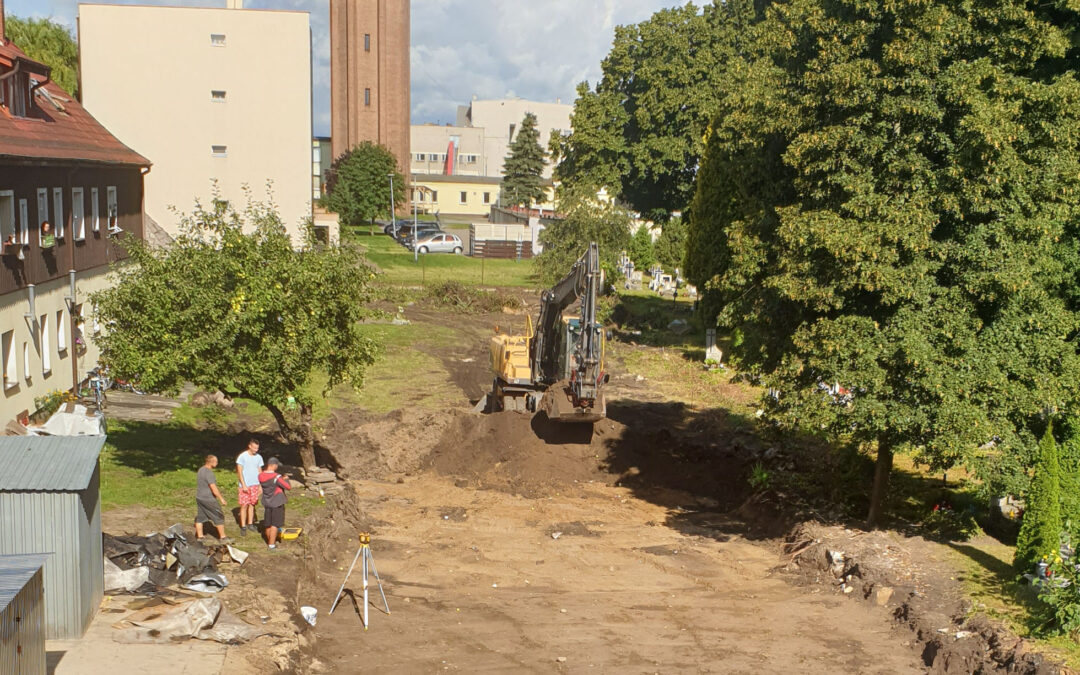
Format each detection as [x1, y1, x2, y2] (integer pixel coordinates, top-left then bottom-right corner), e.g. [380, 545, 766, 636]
[195, 454, 231, 543]
[258, 457, 292, 550]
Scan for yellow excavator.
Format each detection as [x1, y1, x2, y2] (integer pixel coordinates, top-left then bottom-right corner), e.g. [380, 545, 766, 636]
[484, 242, 608, 423]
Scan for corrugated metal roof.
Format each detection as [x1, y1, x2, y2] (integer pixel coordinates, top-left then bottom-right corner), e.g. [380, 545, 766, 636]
[0, 553, 49, 614]
[0, 436, 105, 491]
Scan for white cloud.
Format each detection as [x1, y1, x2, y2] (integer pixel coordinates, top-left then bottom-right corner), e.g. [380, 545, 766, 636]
[7, 0, 680, 133]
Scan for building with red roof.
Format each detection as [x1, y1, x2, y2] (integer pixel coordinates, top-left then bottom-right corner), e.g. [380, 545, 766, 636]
[0, 2, 151, 425]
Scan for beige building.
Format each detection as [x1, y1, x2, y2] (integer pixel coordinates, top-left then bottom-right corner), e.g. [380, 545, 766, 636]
[410, 124, 485, 176]
[456, 98, 572, 179]
[79, 3, 312, 243]
[411, 175, 553, 219]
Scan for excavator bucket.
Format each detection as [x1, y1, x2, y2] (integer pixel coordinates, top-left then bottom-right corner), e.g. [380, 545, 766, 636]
[540, 380, 606, 424]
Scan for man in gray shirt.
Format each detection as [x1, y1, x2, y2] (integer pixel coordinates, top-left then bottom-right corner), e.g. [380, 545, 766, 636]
[195, 454, 231, 543]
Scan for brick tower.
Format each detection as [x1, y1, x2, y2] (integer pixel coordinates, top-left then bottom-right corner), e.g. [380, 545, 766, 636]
[329, 0, 410, 173]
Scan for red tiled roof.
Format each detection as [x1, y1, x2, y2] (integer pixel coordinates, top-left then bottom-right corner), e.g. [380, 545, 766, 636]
[0, 41, 150, 167]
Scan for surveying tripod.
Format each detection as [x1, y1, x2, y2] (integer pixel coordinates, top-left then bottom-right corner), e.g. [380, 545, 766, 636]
[329, 532, 390, 629]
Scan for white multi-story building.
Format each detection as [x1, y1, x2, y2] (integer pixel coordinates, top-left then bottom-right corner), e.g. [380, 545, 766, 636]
[79, 2, 313, 243]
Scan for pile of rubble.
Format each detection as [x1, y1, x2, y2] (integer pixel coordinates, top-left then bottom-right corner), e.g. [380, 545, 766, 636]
[304, 466, 345, 496]
[103, 524, 247, 595]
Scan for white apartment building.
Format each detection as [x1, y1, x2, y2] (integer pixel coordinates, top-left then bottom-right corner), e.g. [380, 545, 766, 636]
[457, 98, 572, 180]
[79, 3, 312, 243]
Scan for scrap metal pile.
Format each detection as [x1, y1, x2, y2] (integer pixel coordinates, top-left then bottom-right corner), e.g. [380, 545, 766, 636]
[103, 524, 248, 595]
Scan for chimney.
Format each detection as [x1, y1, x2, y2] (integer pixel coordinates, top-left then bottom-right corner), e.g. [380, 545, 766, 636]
[226, 0, 243, 8]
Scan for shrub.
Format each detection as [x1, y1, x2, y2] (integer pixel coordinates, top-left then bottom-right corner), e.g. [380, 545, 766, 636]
[1015, 425, 1063, 572]
[33, 389, 76, 418]
[423, 281, 520, 314]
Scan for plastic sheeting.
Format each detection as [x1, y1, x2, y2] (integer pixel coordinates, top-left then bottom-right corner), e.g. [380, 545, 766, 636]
[29, 408, 106, 436]
[112, 597, 270, 644]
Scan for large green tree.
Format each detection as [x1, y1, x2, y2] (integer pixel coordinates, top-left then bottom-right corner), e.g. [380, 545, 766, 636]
[323, 142, 404, 234]
[553, 1, 760, 220]
[689, 0, 1080, 525]
[501, 112, 547, 208]
[91, 196, 377, 469]
[7, 17, 78, 97]
[537, 187, 632, 285]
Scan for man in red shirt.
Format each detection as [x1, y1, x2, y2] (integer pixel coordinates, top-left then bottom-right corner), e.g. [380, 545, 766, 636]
[258, 457, 292, 550]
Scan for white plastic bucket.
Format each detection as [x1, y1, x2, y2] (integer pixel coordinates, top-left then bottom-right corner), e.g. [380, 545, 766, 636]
[301, 605, 318, 626]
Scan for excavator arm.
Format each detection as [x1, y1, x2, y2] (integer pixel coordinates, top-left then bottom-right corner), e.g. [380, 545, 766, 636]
[530, 242, 607, 422]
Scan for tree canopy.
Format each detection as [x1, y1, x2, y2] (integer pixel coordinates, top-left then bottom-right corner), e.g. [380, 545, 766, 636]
[322, 142, 404, 232]
[553, 1, 759, 220]
[687, 0, 1080, 524]
[536, 187, 631, 286]
[501, 112, 547, 208]
[7, 17, 79, 97]
[91, 195, 378, 469]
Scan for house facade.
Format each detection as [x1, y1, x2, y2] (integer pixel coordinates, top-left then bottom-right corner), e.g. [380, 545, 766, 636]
[0, 28, 149, 423]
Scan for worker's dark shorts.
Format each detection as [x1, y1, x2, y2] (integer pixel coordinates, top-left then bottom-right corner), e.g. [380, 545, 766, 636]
[195, 498, 224, 526]
[264, 505, 285, 529]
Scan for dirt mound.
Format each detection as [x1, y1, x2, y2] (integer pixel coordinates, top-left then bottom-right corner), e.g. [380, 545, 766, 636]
[324, 398, 758, 508]
[425, 411, 620, 496]
[323, 407, 458, 480]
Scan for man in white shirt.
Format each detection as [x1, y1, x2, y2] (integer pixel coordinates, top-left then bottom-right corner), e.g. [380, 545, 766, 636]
[235, 439, 264, 536]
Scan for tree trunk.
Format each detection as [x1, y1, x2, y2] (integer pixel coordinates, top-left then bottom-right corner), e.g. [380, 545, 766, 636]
[865, 441, 894, 529]
[261, 401, 293, 445]
[298, 402, 316, 470]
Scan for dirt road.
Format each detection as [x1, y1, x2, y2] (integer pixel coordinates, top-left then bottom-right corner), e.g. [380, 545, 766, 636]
[306, 472, 922, 673]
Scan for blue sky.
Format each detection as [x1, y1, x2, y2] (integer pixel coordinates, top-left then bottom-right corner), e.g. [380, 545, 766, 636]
[9, 0, 678, 135]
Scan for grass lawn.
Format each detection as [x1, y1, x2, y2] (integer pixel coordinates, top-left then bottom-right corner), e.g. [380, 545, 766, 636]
[101, 419, 322, 520]
[352, 229, 537, 288]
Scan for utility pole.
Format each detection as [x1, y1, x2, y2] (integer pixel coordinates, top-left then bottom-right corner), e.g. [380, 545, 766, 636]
[387, 173, 397, 237]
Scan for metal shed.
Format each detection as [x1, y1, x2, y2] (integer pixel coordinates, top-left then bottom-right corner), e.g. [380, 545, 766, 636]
[0, 436, 104, 639]
[0, 554, 48, 674]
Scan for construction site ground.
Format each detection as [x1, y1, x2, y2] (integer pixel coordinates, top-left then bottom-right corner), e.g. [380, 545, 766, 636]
[84, 295, 1065, 674]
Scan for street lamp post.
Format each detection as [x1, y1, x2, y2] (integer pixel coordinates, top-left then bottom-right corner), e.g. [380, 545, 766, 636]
[388, 173, 396, 237]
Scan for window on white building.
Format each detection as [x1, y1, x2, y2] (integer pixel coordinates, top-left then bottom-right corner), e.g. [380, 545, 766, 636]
[40, 314, 50, 375]
[56, 309, 67, 353]
[459, 191, 467, 205]
[364, 88, 371, 106]
[211, 145, 228, 157]
[2, 329, 15, 390]
[211, 90, 226, 101]
[431, 191, 438, 203]
[72, 187, 85, 240]
[211, 33, 226, 46]
[483, 192, 491, 205]
[22, 341, 29, 381]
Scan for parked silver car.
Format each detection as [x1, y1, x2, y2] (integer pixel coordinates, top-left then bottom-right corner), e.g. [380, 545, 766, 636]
[411, 232, 464, 254]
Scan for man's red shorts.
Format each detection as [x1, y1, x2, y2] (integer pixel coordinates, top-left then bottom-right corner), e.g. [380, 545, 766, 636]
[238, 485, 261, 506]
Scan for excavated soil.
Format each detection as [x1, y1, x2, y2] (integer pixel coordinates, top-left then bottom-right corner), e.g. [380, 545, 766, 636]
[291, 304, 1064, 673]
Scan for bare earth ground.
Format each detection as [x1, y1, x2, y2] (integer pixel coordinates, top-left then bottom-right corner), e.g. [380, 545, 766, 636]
[79, 301, 1065, 674]
[304, 474, 922, 673]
